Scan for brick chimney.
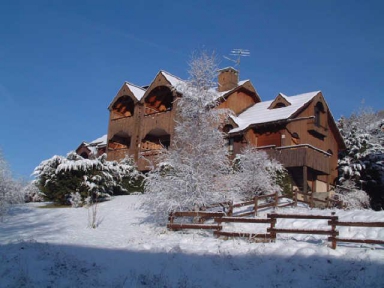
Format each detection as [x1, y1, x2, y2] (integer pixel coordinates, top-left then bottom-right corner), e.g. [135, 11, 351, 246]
[218, 67, 239, 92]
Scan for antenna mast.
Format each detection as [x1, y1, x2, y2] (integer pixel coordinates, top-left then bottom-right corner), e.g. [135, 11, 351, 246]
[223, 49, 250, 73]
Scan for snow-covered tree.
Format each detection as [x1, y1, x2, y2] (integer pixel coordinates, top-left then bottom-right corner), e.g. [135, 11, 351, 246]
[33, 152, 142, 205]
[0, 150, 24, 218]
[230, 146, 285, 200]
[144, 52, 287, 222]
[337, 106, 384, 210]
[144, 52, 233, 222]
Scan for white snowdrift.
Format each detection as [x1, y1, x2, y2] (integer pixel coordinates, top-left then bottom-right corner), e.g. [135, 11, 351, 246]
[0, 195, 383, 287]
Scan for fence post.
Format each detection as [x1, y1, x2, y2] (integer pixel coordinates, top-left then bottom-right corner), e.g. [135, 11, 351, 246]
[329, 212, 337, 249]
[254, 196, 258, 216]
[310, 193, 314, 208]
[274, 192, 278, 210]
[228, 201, 233, 216]
[168, 212, 174, 230]
[269, 214, 277, 242]
[294, 190, 298, 207]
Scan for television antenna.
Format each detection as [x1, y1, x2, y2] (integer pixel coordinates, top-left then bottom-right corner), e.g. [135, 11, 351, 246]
[223, 49, 250, 67]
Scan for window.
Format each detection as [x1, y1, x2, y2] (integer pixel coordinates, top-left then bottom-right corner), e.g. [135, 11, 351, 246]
[80, 152, 89, 159]
[108, 132, 131, 150]
[274, 102, 286, 108]
[223, 124, 233, 133]
[228, 138, 234, 155]
[314, 102, 325, 127]
[291, 132, 300, 145]
[144, 86, 173, 116]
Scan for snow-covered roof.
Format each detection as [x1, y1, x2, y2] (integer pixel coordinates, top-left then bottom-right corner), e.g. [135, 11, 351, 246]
[213, 79, 252, 99]
[108, 82, 147, 110]
[160, 70, 184, 88]
[230, 91, 320, 133]
[89, 134, 107, 146]
[124, 82, 146, 101]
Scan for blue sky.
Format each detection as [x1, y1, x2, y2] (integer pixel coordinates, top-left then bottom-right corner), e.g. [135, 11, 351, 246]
[1, 0, 383, 178]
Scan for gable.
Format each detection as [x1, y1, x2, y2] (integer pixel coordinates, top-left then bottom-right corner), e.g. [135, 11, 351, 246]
[108, 82, 146, 111]
[141, 71, 183, 104]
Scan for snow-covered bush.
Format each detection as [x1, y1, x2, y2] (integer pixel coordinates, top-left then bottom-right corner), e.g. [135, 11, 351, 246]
[33, 152, 142, 205]
[230, 146, 285, 200]
[23, 181, 44, 202]
[334, 180, 370, 209]
[144, 52, 233, 222]
[69, 192, 83, 208]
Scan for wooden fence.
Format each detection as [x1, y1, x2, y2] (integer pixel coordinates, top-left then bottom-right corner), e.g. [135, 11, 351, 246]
[227, 192, 295, 217]
[328, 218, 384, 249]
[167, 211, 225, 231]
[267, 213, 339, 247]
[292, 190, 343, 208]
[199, 190, 342, 217]
[167, 211, 384, 249]
[213, 216, 274, 241]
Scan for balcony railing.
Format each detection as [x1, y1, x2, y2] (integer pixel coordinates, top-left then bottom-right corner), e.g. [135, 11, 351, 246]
[107, 148, 130, 161]
[258, 144, 331, 174]
[138, 149, 163, 171]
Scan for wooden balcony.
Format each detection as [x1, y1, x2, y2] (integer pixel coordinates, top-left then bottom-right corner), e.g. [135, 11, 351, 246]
[107, 148, 130, 162]
[259, 144, 331, 175]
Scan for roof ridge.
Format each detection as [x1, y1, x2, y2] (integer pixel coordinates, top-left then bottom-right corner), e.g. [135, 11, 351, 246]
[125, 81, 146, 91]
[160, 70, 184, 81]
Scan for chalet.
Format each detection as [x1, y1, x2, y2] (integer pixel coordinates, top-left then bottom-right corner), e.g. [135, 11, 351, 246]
[79, 67, 345, 196]
[76, 134, 107, 159]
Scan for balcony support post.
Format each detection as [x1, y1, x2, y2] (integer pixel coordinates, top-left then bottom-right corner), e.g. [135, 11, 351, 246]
[303, 165, 308, 194]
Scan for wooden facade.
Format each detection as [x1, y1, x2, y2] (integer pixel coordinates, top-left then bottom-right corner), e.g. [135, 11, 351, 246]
[229, 91, 345, 194]
[80, 67, 345, 196]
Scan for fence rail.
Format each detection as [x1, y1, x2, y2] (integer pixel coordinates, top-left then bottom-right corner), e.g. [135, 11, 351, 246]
[167, 211, 384, 249]
[167, 211, 224, 231]
[328, 219, 384, 248]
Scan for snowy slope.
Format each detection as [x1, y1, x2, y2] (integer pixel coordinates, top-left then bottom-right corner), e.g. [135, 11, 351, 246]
[0, 195, 383, 287]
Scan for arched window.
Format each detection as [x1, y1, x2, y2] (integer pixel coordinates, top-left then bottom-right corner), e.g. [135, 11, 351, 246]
[141, 128, 171, 151]
[223, 124, 233, 133]
[108, 132, 131, 150]
[144, 86, 173, 116]
[111, 96, 135, 119]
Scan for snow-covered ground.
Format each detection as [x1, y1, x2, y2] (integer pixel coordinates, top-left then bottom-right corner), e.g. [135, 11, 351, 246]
[1, 195, 383, 287]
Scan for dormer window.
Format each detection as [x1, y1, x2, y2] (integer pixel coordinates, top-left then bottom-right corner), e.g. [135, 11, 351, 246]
[268, 94, 291, 109]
